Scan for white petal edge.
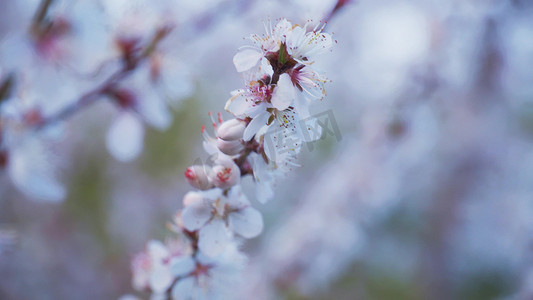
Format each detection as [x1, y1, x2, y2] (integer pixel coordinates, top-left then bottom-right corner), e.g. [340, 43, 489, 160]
[233, 49, 262, 72]
[147, 240, 169, 264]
[171, 276, 196, 300]
[8, 138, 66, 202]
[225, 90, 249, 117]
[170, 256, 196, 277]
[149, 266, 173, 294]
[271, 73, 296, 111]
[198, 218, 230, 257]
[243, 111, 270, 141]
[181, 203, 212, 231]
[256, 180, 274, 204]
[137, 91, 172, 130]
[228, 207, 263, 238]
[106, 112, 144, 162]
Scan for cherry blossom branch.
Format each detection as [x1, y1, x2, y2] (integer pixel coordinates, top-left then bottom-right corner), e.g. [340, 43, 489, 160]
[129, 18, 334, 299]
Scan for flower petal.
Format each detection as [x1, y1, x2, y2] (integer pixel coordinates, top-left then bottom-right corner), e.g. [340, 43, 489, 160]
[233, 49, 262, 72]
[225, 90, 249, 117]
[170, 256, 196, 277]
[171, 276, 195, 300]
[198, 218, 230, 257]
[228, 207, 263, 238]
[137, 90, 172, 130]
[147, 240, 169, 263]
[243, 111, 270, 141]
[256, 180, 274, 204]
[293, 95, 311, 118]
[149, 266, 173, 294]
[271, 73, 296, 111]
[106, 112, 144, 162]
[181, 202, 212, 231]
[298, 115, 323, 142]
[226, 185, 250, 208]
[8, 138, 66, 202]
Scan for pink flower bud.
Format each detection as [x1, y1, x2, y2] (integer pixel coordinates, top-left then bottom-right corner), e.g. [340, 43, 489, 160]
[185, 165, 214, 190]
[216, 119, 246, 141]
[210, 157, 241, 189]
[216, 138, 244, 156]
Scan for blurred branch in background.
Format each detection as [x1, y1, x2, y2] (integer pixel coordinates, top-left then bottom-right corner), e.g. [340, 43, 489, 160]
[37, 26, 173, 131]
[324, 0, 354, 24]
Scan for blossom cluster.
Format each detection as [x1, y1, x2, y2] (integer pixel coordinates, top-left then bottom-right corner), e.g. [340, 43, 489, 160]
[130, 18, 333, 299]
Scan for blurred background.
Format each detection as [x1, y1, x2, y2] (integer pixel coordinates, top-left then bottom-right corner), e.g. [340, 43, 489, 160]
[1, 0, 533, 299]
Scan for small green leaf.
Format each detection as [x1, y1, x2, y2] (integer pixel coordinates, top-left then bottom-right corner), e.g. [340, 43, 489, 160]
[278, 43, 287, 65]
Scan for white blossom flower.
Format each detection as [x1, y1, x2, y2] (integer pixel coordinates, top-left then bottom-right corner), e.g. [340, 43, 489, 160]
[128, 16, 335, 300]
[271, 73, 296, 111]
[285, 21, 333, 65]
[132, 239, 195, 295]
[171, 243, 247, 300]
[227, 21, 332, 148]
[288, 66, 329, 101]
[233, 19, 293, 73]
[248, 121, 303, 205]
[181, 187, 263, 257]
[0, 97, 65, 202]
[232, 18, 331, 104]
